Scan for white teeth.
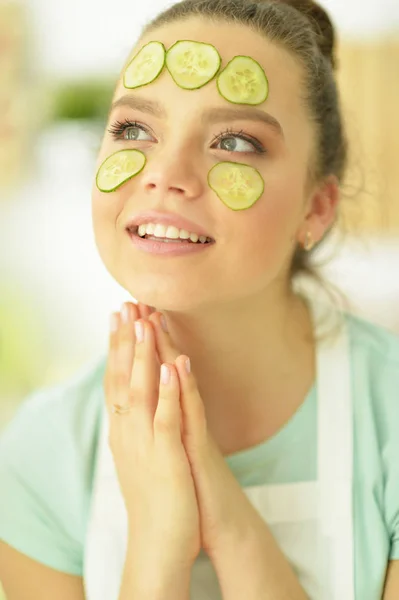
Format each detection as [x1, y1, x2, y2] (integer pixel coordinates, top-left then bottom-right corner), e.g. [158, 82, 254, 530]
[146, 223, 155, 235]
[136, 222, 212, 243]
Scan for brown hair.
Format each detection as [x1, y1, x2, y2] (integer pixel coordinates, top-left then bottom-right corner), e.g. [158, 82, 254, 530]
[135, 0, 352, 318]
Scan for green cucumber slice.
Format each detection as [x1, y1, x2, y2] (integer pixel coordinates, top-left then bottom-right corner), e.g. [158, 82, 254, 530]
[96, 149, 146, 193]
[123, 41, 166, 89]
[166, 40, 221, 90]
[217, 56, 269, 105]
[208, 161, 264, 210]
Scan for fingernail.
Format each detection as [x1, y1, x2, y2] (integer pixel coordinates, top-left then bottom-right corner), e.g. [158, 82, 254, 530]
[121, 303, 129, 324]
[185, 357, 191, 374]
[134, 320, 144, 343]
[161, 364, 170, 384]
[161, 314, 168, 332]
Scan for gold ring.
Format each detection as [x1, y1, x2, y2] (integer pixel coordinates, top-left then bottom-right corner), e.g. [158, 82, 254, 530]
[112, 403, 133, 415]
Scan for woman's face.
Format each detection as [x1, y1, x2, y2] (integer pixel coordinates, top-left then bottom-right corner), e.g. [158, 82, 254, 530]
[92, 17, 334, 312]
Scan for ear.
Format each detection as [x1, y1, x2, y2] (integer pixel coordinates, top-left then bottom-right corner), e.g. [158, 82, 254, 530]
[298, 174, 340, 245]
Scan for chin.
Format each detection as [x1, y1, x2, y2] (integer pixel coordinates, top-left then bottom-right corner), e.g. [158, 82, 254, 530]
[98, 242, 223, 312]
[120, 275, 211, 313]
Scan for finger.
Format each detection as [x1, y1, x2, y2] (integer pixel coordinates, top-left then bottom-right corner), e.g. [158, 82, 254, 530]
[104, 303, 140, 415]
[103, 303, 140, 386]
[104, 309, 137, 421]
[154, 363, 183, 443]
[175, 355, 207, 443]
[117, 303, 139, 389]
[148, 312, 180, 365]
[126, 301, 141, 323]
[104, 311, 121, 417]
[129, 319, 160, 430]
[137, 302, 156, 320]
[137, 304, 161, 364]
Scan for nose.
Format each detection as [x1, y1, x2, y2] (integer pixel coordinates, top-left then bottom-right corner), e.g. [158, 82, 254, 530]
[139, 151, 204, 199]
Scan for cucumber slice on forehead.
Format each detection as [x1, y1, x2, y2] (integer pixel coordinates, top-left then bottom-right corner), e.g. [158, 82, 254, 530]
[96, 149, 146, 193]
[166, 40, 221, 90]
[217, 56, 269, 105]
[208, 161, 264, 210]
[123, 41, 166, 89]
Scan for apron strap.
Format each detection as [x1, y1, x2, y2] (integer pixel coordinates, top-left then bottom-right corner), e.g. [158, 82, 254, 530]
[311, 299, 355, 600]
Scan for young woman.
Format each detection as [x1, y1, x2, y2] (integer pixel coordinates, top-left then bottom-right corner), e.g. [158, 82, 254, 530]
[1, 1, 399, 599]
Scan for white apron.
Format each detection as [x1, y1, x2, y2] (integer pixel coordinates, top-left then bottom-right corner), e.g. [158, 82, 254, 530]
[83, 295, 355, 600]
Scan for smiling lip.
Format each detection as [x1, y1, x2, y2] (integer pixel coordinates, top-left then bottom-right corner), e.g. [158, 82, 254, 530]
[125, 210, 214, 240]
[128, 229, 215, 256]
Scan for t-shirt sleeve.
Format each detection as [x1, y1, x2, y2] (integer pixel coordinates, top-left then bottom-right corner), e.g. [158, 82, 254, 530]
[350, 314, 399, 562]
[386, 384, 399, 561]
[0, 366, 103, 575]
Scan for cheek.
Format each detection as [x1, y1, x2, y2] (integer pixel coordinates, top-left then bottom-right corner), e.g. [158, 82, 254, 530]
[91, 182, 126, 260]
[227, 188, 300, 279]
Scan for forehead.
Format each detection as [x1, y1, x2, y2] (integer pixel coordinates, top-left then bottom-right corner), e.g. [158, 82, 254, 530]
[114, 17, 309, 136]
[136, 19, 302, 93]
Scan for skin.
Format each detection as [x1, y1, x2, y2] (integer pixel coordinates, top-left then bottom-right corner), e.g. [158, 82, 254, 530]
[92, 17, 339, 456]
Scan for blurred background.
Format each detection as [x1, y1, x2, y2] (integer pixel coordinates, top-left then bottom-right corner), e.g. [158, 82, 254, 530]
[0, 1, 398, 429]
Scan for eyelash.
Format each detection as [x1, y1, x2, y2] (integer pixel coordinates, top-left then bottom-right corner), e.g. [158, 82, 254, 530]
[107, 119, 267, 155]
[211, 127, 266, 154]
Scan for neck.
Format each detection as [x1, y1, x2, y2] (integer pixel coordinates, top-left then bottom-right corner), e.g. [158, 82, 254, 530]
[162, 288, 315, 435]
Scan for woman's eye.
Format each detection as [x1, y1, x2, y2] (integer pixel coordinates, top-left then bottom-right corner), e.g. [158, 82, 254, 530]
[123, 125, 152, 142]
[108, 120, 154, 142]
[108, 122, 265, 154]
[214, 134, 265, 154]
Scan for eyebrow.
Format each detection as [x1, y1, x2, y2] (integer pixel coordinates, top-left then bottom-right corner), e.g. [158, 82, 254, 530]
[110, 94, 284, 139]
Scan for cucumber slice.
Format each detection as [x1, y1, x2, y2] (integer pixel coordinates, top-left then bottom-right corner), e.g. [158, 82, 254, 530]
[208, 161, 264, 210]
[166, 40, 221, 90]
[123, 41, 166, 89]
[96, 149, 146, 193]
[217, 56, 269, 105]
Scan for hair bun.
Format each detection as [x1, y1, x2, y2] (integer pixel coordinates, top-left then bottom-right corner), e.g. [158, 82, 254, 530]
[275, 0, 337, 70]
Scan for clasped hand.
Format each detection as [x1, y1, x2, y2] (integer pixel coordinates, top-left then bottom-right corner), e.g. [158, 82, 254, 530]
[104, 302, 264, 569]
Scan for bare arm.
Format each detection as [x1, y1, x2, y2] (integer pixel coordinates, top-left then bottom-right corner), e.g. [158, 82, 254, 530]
[210, 526, 309, 600]
[118, 536, 193, 600]
[383, 560, 399, 599]
[0, 541, 85, 600]
[0, 538, 193, 600]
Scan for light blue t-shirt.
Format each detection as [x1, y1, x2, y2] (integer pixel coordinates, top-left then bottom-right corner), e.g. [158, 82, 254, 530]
[1, 310, 399, 599]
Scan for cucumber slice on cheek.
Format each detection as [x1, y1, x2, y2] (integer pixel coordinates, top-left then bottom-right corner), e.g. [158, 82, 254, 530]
[208, 162, 264, 210]
[217, 55, 269, 105]
[166, 40, 221, 90]
[123, 41, 166, 89]
[96, 149, 146, 193]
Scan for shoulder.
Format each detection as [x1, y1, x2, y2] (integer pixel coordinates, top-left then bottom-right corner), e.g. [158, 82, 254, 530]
[1, 353, 107, 467]
[342, 312, 399, 553]
[345, 312, 399, 416]
[313, 300, 399, 448]
[342, 310, 399, 478]
[342, 310, 399, 416]
[312, 296, 399, 390]
[344, 310, 399, 366]
[0, 354, 107, 574]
